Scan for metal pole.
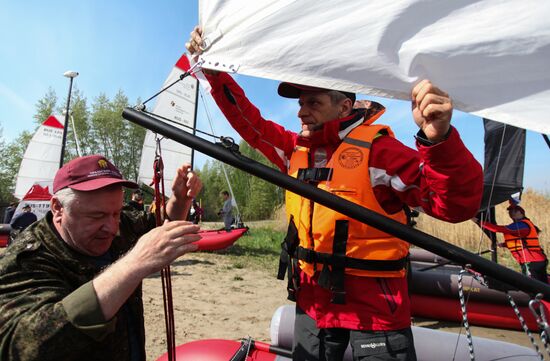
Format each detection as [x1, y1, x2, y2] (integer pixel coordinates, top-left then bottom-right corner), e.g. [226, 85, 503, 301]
[59, 71, 78, 168]
[122, 107, 550, 300]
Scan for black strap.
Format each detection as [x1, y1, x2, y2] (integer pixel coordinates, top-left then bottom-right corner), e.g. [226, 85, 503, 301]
[278, 217, 300, 301]
[296, 247, 407, 271]
[330, 220, 348, 304]
[297, 167, 332, 183]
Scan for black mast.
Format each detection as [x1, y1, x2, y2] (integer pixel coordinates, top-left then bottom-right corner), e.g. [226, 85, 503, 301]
[122, 107, 550, 300]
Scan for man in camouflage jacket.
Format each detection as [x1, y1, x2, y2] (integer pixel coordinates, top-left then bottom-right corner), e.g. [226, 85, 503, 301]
[0, 155, 202, 361]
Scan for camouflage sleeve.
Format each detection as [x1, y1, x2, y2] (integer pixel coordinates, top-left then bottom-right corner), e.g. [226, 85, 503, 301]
[62, 281, 117, 340]
[0, 248, 115, 360]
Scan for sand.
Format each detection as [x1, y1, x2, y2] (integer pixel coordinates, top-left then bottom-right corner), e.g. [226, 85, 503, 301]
[0, 244, 545, 360]
[143, 251, 547, 360]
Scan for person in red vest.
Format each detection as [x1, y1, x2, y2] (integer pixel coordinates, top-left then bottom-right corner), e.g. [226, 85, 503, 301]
[480, 203, 548, 284]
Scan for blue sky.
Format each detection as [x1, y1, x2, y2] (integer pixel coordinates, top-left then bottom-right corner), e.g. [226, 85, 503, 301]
[1, 0, 548, 193]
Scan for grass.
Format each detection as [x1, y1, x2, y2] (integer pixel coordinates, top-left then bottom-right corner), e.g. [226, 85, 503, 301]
[203, 227, 285, 272]
[204, 188, 549, 275]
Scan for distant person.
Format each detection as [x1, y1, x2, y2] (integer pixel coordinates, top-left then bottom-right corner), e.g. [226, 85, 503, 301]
[9, 204, 37, 242]
[3, 202, 17, 224]
[128, 189, 145, 211]
[478, 203, 548, 283]
[188, 199, 203, 224]
[0, 154, 202, 360]
[218, 191, 234, 231]
[9, 204, 38, 246]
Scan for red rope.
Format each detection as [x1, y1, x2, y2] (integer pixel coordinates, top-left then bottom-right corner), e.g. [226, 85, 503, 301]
[152, 155, 176, 361]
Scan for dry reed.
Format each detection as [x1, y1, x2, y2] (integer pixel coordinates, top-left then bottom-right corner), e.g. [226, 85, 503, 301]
[271, 189, 549, 272]
[415, 188, 550, 271]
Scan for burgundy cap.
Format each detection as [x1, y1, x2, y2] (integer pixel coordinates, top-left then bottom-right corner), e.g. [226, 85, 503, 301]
[278, 82, 356, 103]
[53, 155, 138, 193]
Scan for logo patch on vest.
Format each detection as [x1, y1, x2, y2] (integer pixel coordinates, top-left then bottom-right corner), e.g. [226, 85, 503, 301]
[360, 342, 386, 349]
[338, 147, 363, 169]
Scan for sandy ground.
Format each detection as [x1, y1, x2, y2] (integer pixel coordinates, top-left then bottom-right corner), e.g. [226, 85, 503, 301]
[143, 251, 292, 360]
[0, 246, 545, 360]
[143, 251, 547, 360]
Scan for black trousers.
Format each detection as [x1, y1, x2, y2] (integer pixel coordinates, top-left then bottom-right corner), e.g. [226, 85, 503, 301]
[521, 260, 548, 284]
[292, 306, 417, 361]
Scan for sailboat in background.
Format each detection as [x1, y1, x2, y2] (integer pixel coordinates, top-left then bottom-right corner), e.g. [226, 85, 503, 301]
[138, 54, 248, 250]
[11, 115, 65, 220]
[138, 55, 198, 198]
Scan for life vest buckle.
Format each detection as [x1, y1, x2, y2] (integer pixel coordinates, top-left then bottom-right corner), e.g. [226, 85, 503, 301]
[297, 167, 333, 183]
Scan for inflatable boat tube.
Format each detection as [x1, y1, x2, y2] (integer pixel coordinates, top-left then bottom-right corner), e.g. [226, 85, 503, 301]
[270, 305, 539, 361]
[410, 261, 532, 306]
[193, 227, 248, 251]
[155, 338, 290, 361]
[410, 293, 539, 331]
[410, 248, 453, 264]
[0, 224, 10, 248]
[155, 305, 539, 360]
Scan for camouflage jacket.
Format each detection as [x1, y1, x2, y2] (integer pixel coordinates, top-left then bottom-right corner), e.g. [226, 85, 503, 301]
[0, 208, 156, 361]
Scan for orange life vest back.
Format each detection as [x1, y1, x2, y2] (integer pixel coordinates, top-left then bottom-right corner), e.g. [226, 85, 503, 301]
[285, 123, 409, 278]
[503, 219, 543, 262]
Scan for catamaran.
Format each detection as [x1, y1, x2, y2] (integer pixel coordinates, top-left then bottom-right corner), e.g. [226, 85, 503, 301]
[123, 1, 550, 359]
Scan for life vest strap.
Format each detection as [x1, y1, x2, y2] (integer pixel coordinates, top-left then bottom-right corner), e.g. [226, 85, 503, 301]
[297, 167, 333, 183]
[296, 247, 408, 271]
[278, 217, 301, 301]
[330, 220, 348, 304]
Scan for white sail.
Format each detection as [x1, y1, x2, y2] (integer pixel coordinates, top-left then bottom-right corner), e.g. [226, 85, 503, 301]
[12, 181, 54, 220]
[14, 115, 65, 200]
[198, 0, 550, 134]
[138, 55, 199, 197]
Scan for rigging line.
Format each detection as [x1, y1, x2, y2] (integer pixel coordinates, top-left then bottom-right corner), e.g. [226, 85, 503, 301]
[138, 58, 205, 108]
[141, 109, 220, 141]
[152, 139, 176, 361]
[455, 122, 510, 339]
[543, 134, 550, 150]
[198, 87, 243, 220]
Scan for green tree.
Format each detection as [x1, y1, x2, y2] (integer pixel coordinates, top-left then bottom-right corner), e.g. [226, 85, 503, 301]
[196, 140, 284, 221]
[33, 87, 58, 126]
[88, 91, 145, 181]
[0, 130, 33, 201]
[63, 87, 91, 159]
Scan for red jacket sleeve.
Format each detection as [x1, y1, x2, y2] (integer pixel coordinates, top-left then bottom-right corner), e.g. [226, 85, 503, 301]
[205, 72, 297, 172]
[370, 128, 483, 223]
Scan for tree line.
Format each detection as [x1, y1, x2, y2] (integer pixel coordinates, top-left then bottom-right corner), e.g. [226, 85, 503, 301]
[0, 88, 283, 221]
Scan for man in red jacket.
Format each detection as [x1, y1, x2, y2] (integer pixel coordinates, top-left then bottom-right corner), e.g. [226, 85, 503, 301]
[480, 203, 547, 284]
[187, 27, 483, 361]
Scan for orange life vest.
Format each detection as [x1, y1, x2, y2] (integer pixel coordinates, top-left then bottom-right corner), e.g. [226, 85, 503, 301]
[503, 219, 543, 262]
[285, 123, 409, 278]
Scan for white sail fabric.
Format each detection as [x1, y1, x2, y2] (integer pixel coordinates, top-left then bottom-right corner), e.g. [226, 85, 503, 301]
[198, 0, 550, 134]
[12, 181, 54, 220]
[14, 115, 64, 200]
[138, 55, 198, 197]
